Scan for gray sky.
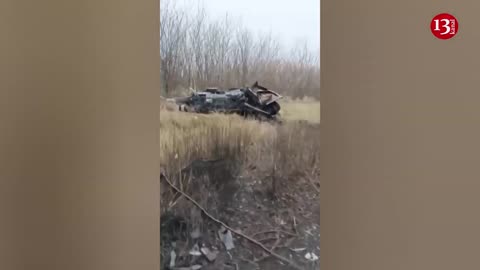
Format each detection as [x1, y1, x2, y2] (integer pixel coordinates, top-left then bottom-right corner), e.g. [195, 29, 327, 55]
[177, 0, 320, 52]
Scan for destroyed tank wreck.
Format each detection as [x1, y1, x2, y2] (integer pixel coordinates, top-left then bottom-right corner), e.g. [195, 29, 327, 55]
[169, 82, 283, 122]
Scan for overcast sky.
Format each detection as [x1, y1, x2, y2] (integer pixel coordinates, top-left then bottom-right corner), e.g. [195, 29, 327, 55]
[175, 0, 320, 52]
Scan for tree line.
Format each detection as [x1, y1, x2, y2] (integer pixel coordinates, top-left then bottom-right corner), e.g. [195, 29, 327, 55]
[160, 0, 320, 99]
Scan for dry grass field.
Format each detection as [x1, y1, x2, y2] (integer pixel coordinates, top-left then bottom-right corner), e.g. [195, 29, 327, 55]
[159, 109, 276, 174]
[159, 98, 320, 270]
[159, 98, 320, 174]
[279, 99, 321, 124]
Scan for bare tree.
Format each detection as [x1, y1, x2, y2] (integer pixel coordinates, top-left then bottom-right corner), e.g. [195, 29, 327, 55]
[160, 0, 320, 99]
[160, 0, 189, 94]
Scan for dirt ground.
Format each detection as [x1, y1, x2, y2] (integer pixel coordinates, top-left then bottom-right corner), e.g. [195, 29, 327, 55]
[218, 167, 320, 270]
[160, 123, 320, 270]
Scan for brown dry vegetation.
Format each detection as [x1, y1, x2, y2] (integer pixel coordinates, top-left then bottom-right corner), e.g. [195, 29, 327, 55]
[159, 109, 275, 174]
[159, 98, 320, 177]
[160, 1, 320, 268]
[279, 98, 321, 124]
[159, 97, 320, 269]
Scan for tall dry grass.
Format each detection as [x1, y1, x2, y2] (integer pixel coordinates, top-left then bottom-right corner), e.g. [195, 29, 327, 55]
[159, 101, 320, 266]
[159, 107, 278, 243]
[159, 98, 320, 185]
[160, 109, 277, 175]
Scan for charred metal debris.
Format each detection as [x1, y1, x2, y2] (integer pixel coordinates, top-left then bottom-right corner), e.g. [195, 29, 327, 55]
[169, 82, 283, 122]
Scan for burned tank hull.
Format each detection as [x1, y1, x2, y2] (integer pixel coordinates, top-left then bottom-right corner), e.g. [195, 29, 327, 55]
[173, 82, 283, 121]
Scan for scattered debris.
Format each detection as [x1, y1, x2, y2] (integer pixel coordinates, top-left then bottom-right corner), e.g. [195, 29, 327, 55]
[189, 244, 202, 256]
[304, 252, 319, 262]
[274, 216, 287, 226]
[160, 173, 307, 270]
[290, 247, 307, 253]
[304, 228, 314, 237]
[218, 227, 235, 250]
[200, 246, 219, 262]
[169, 250, 177, 268]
